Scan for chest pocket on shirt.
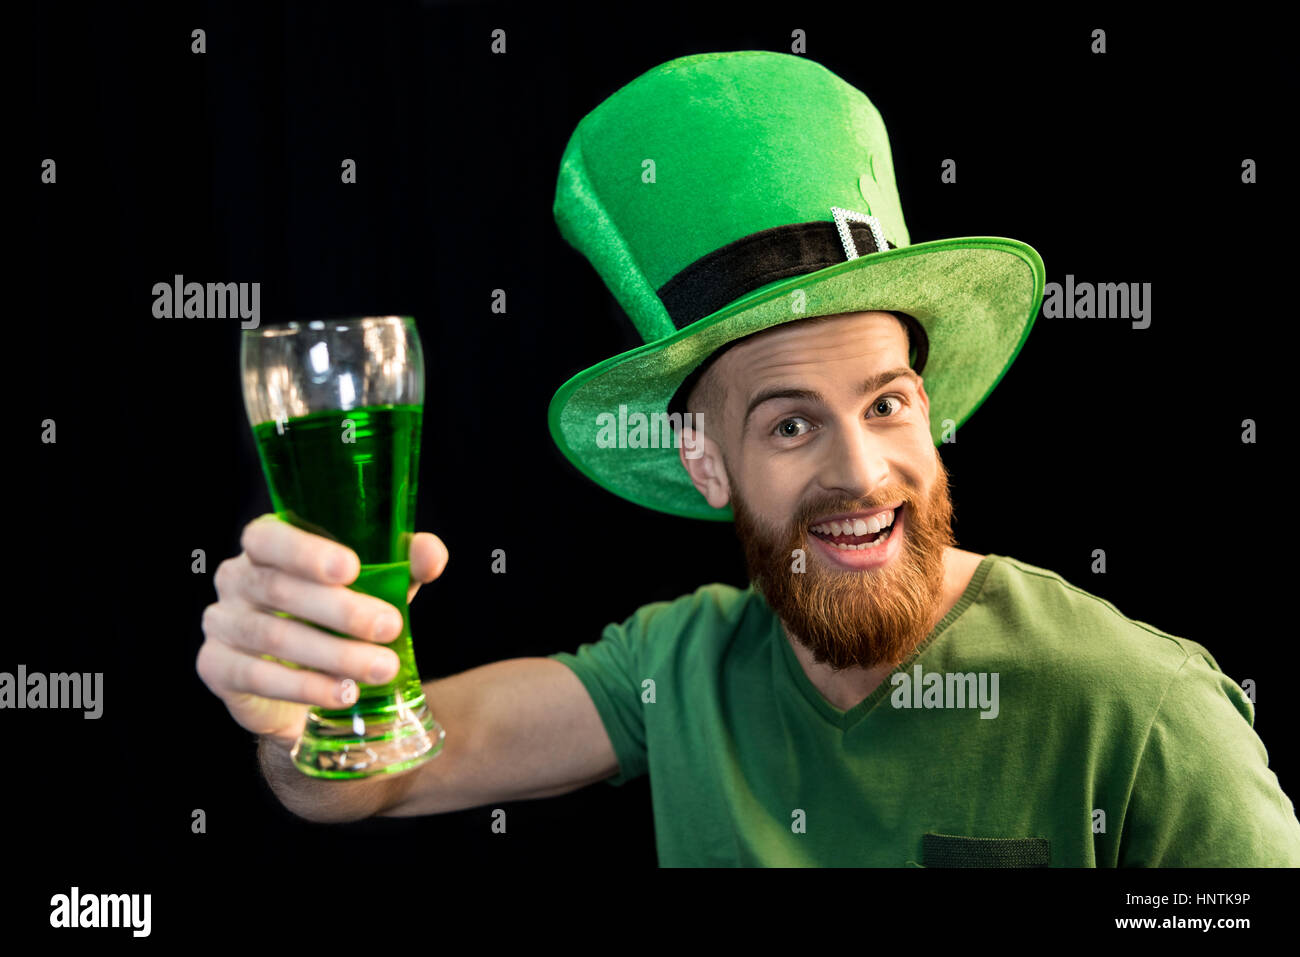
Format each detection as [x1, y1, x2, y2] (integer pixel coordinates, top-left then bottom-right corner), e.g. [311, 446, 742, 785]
[921, 832, 1051, 867]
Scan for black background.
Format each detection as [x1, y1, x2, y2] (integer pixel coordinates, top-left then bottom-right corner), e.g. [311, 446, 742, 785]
[16, 0, 1296, 936]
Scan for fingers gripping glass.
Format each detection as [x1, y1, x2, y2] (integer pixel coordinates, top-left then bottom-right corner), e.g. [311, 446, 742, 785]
[241, 316, 445, 778]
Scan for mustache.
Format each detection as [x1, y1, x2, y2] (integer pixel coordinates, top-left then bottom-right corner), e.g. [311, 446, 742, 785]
[789, 488, 919, 534]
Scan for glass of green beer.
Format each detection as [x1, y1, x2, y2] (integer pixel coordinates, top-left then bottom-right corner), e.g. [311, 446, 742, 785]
[240, 315, 445, 778]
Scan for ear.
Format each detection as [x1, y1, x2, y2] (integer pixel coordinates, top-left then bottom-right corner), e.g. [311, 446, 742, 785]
[678, 424, 731, 510]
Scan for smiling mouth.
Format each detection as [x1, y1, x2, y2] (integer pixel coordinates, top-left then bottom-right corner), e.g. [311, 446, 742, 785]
[808, 504, 903, 551]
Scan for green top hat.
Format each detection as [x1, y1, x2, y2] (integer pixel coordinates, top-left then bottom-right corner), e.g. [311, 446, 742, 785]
[548, 50, 1045, 522]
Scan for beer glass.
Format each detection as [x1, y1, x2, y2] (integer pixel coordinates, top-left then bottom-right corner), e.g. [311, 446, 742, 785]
[240, 315, 445, 778]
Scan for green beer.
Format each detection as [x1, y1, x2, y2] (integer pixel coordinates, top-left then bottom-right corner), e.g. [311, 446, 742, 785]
[251, 403, 440, 777]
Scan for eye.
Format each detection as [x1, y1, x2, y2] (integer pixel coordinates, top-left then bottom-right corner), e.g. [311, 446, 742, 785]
[773, 416, 811, 438]
[869, 395, 904, 418]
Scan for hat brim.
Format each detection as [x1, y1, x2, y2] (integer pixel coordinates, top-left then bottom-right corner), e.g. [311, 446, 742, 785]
[547, 236, 1045, 521]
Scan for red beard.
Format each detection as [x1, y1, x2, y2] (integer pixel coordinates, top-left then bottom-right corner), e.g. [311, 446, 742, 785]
[732, 452, 955, 671]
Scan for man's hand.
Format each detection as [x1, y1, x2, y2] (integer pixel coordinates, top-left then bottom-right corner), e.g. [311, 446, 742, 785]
[197, 514, 450, 752]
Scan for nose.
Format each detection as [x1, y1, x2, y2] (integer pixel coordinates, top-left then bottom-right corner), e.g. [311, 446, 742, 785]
[818, 417, 890, 501]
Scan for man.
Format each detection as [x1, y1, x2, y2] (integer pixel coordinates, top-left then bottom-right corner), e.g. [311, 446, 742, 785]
[197, 51, 1300, 866]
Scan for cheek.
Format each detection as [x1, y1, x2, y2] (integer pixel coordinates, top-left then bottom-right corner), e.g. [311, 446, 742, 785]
[737, 451, 806, 514]
[871, 429, 935, 489]
[905, 423, 937, 462]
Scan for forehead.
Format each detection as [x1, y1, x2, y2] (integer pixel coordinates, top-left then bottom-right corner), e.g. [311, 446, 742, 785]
[716, 311, 910, 392]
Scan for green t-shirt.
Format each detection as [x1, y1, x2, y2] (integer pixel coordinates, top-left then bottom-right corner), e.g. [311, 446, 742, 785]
[547, 554, 1300, 867]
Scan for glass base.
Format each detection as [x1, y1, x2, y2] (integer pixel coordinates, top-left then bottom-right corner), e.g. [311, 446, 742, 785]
[291, 691, 445, 779]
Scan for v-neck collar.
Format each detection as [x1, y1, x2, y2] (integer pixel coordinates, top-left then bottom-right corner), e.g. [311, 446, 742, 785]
[766, 553, 997, 731]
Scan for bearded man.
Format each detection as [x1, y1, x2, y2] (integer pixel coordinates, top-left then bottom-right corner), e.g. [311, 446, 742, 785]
[536, 50, 1300, 867]
[207, 50, 1300, 868]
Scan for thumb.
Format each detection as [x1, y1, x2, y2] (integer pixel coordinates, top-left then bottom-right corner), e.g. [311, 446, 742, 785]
[408, 532, 449, 603]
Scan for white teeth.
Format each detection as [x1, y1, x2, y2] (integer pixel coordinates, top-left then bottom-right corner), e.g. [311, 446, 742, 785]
[811, 509, 894, 537]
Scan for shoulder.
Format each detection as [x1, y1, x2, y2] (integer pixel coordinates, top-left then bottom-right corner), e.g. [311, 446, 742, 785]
[976, 553, 1218, 690]
[612, 581, 761, 636]
[963, 555, 1257, 760]
[600, 581, 769, 664]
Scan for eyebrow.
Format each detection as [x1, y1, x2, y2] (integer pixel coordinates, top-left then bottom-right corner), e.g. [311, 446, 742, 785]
[743, 367, 920, 431]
